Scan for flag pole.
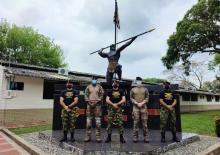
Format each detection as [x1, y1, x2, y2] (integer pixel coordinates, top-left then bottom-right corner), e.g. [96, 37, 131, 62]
[114, 0, 117, 50]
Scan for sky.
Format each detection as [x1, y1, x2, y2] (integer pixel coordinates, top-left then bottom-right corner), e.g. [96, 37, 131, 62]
[0, 0, 214, 80]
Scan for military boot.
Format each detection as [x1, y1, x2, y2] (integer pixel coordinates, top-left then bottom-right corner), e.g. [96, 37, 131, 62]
[133, 136, 138, 143]
[143, 130, 149, 143]
[161, 132, 165, 143]
[84, 132, 91, 142]
[172, 131, 180, 142]
[70, 132, 75, 142]
[60, 131, 68, 142]
[120, 134, 126, 143]
[105, 134, 111, 143]
[144, 136, 149, 143]
[133, 133, 138, 143]
[96, 128, 102, 143]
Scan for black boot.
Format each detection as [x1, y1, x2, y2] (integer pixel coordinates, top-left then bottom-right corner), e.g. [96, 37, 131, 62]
[172, 131, 180, 142]
[161, 132, 165, 143]
[105, 134, 111, 143]
[60, 131, 68, 142]
[120, 134, 126, 143]
[70, 132, 75, 142]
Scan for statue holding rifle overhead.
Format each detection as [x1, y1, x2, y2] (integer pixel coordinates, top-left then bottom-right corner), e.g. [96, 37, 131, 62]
[98, 36, 137, 83]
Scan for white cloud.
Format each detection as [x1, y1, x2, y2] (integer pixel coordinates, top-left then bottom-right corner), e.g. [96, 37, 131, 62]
[0, 0, 214, 80]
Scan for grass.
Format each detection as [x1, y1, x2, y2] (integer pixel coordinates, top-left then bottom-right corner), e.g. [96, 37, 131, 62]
[9, 124, 52, 135]
[181, 110, 220, 136]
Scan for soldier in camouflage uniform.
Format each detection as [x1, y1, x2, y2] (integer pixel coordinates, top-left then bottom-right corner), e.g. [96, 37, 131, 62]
[59, 82, 79, 142]
[159, 82, 179, 143]
[105, 79, 126, 143]
[130, 77, 149, 143]
[84, 78, 104, 142]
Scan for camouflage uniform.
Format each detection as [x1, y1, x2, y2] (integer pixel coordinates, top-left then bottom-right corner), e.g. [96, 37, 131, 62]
[60, 88, 79, 142]
[61, 107, 79, 132]
[159, 90, 177, 133]
[106, 89, 125, 135]
[130, 86, 149, 142]
[106, 106, 124, 134]
[84, 84, 104, 141]
[159, 89, 179, 143]
[160, 106, 176, 133]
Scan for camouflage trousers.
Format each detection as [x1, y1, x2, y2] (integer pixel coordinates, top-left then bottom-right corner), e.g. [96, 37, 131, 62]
[160, 107, 176, 133]
[61, 108, 78, 132]
[86, 103, 102, 137]
[106, 107, 124, 134]
[133, 105, 149, 139]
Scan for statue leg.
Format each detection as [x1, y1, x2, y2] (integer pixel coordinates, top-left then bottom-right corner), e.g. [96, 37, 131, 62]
[115, 65, 122, 80]
[106, 71, 113, 84]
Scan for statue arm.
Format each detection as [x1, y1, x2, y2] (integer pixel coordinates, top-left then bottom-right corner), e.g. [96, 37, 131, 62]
[98, 49, 108, 58]
[116, 36, 137, 53]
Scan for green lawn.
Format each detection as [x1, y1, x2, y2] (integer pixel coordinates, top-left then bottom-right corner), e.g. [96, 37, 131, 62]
[9, 124, 52, 135]
[181, 110, 220, 136]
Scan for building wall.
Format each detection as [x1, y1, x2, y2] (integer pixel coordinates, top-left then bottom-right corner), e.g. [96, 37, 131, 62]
[0, 66, 5, 106]
[180, 95, 220, 112]
[0, 75, 53, 109]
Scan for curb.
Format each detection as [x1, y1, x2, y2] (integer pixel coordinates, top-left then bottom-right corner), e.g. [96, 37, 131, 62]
[196, 142, 220, 155]
[1, 128, 47, 155]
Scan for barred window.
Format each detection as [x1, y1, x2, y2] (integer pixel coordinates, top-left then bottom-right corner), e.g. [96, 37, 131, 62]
[10, 82, 24, 91]
[215, 96, 220, 102]
[207, 95, 212, 102]
[191, 94, 198, 101]
[182, 94, 190, 101]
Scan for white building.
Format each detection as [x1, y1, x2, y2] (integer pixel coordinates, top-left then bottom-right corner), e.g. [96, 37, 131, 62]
[0, 61, 106, 109]
[176, 89, 220, 112]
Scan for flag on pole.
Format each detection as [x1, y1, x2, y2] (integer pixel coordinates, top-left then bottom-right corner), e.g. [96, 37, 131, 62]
[113, 0, 120, 29]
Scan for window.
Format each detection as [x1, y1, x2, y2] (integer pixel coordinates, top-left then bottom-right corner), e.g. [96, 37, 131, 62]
[191, 94, 198, 101]
[200, 95, 205, 99]
[10, 82, 24, 91]
[182, 94, 190, 101]
[207, 95, 212, 102]
[215, 96, 220, 102]
[43, 80, 75, 99]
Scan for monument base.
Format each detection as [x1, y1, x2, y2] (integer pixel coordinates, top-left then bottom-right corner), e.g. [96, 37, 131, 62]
[39, 129, 200, 155]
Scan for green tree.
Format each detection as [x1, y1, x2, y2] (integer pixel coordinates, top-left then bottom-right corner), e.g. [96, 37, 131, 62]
[203, 79, 220, 93]
[164, 61, 210, 89]
[0, 20, 66, 68]
[144, 78, 167, 84]
[162, 0, 220, 72]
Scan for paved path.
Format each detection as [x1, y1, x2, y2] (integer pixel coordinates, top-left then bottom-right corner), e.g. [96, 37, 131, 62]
[0, 131, 29, 155]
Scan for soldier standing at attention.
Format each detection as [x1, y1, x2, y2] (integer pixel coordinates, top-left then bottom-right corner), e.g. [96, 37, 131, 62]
[105, 79, 126, 143]
[130, 77, 149, 143]
[159, 82, 180, 143]
[84, 77, 104, 142]
[59, 82, 79, 142]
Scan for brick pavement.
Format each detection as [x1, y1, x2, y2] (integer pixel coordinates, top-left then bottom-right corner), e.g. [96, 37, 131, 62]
[0, 131, 29, 155]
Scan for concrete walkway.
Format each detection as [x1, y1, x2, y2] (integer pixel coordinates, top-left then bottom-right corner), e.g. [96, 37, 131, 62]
[0, 131, 29, 155]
